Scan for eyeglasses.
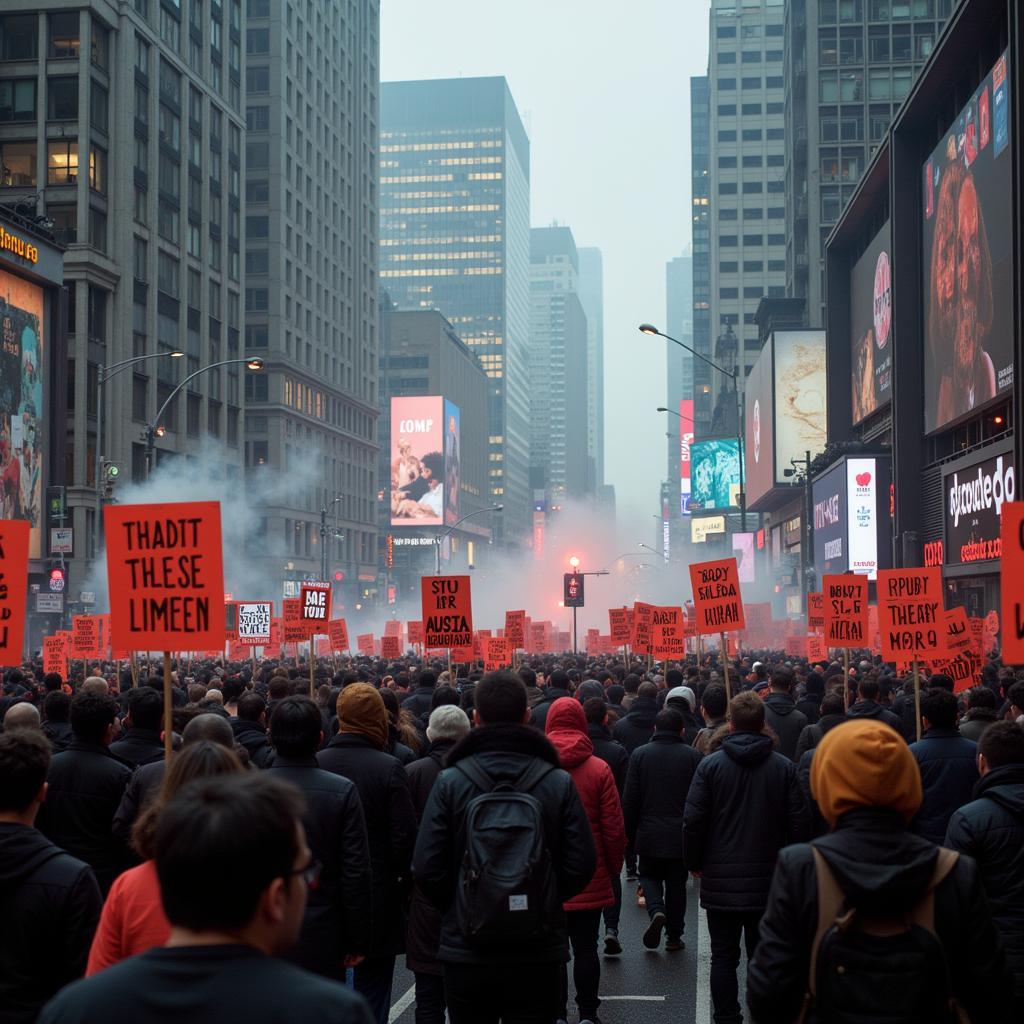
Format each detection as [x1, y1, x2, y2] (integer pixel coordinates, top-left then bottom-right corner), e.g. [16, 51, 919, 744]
[285, 858, 322, 890]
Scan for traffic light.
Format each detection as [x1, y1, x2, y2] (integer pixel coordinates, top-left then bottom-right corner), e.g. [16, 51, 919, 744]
[48, 567, 66, 592]
[333, 570, 345, 583]
[563, 572, 585, 608]
[102, 460, 120, 501]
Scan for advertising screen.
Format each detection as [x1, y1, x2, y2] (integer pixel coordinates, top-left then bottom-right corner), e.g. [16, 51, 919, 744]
[943, 440, 1014, 566]
[812, 460, 847, 580]
[691, 515, 725, 544]
[390, 396, 445, 527]
[732, 532, 755, 584]
[846, 457, 880, 578]
[744, 341, 774, 508]
[690, 438, 742, 511]
[850, 220, 892, 424]
[923, 51, 1012, 434]
[0, 268, 44, 558]
[773, 331, 827, 484]
[679, 398, 694, 515]
[443, 398, 460, 526]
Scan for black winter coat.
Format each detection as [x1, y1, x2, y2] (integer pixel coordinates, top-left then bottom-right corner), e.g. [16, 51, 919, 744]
[112, 760, 165, 846]
[266, 758, 374, 976]
[683, 731, 809, 912]
[909, 727, 979, 845]
[587, 722, 629, 794]
[747, 808, 1011, 1024]
[316, 733, 417, 957]
[795, 695, 820, 725]
[794, 713, 847, 765]
[412, 722, 597, 965]
[35, 741, 132, 893]
[959, 707, 999, 743]
[891, 690, 920, 742]
[845, 698, 902, 733]
[401, 686, 436, 724]
[945, 763, 1024, 1000]
[42, 720, 73, 752]
[109, 728, 164, 768]
[611, 697, 659, 754]
[529, 686, 572, 732]
[0, 823, 102, 1024]
[623, 733, 702, 859]
[231, 718, 274, 768]
[762, 692, 808, 761]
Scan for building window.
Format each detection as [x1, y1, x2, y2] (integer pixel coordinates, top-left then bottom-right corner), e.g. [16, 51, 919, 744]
[90, 82, 108, 132]
[1, 141, 36, 187]
[246, 142, 268, 169]
[246, 214, 268, 238]
[159, 104, 180, 151]
[48, 12, 80, 59]
[246, 105, 269, 132]
[741, 103, 761, 115]
[718, 156, 737, 168]
[245, 249, 269, 274]
[91, 22, 109, 70]
[246, 28, 269, 54]
[0, 80, 35, 122]
[160, 7, 180, 51]
[718, 78, 736, 91]
[245, 287, 268, 311]
[136, 34, 149, 74]
[134, 236, 147, 281]
[246, 66, 269, 93]
[47, 77, 78, 120]
[49, 204, 76, 243]
[245, 323, 268, 348]
[88, 206, 106, 251]
[157, 199, 179, 240]
[158, 251, 179, 297]
[89, 146, 106, 192]
[0, 15, 38, 61]
[47, 141, 78, 184]
[719, 52, 736, 65]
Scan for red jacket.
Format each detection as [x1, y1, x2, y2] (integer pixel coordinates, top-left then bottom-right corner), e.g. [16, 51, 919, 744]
[546, 697, 625, 911]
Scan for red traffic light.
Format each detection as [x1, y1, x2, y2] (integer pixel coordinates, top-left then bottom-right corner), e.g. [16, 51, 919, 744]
[49, 568, 64, 581]
[333, 570, 345, 582]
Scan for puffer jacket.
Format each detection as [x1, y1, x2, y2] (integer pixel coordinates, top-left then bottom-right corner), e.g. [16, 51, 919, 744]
[546, 698, 624, 911]
[762, 692, 808, 761]
[909, 727, 978, 845]
[945, 763, 1024, 1001]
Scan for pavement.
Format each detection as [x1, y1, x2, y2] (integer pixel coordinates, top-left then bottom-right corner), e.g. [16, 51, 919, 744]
[387, 873, 751, 1023]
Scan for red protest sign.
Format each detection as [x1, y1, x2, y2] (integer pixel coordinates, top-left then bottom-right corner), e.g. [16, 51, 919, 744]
[407, 620, 423, 646]
[1001, 502, 1024, 663]
[384, 620, 402, 637]
[807, 592, 825, 632]
[806, 635, 827, 662]
[104, 502, 226, 652]
[43, 633, 68, 677]
[505, 610, 526, 649]
[822, 574, 869, 648]
[0, 520, 29, 667]
[451, 644, 475, 663]
[609, 607, 632, 646]
[71, 615, 104, 659]
[651, 606, 687, 659]
[381, 634, 401, 659]
[328, 618, 349, 652]
[300, 582, 332, 626]
[785, 636, 804, 657]
[944, 607, 971, 656]
[631, 602, 654, 653]
[421, 575, 473, 649]
[877, 568, 947, 663]
[528, 622, 546, 652]
[316, 636, 331, 657]
[689, 558, 746, 635]
[283, 598, 313, 643]
[484, 635, 509, 671]
[356, 633, 375, 656]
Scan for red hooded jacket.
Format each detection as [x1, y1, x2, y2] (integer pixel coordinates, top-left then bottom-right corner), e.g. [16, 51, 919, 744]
[545, 697, 626, 910]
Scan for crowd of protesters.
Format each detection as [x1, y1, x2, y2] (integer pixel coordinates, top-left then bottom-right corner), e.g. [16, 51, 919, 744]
[1, 645, 1024, 1023]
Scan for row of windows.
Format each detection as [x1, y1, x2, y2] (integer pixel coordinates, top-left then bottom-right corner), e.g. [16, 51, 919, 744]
[720, 259, 787, 273]
[0, 12, 109, 68]
[717, 154, 785, 168]
[0, 139, 104, 190]
[718, 128, 785, 142]
[819, 66, 917, 103]
[718, 50, 783, 65]
[818, 0, 949, 24]
[716, 22, 784, 39]
[718, 207, 786, 221]
[718, 234, 786, 247]
[717, 76, 784, 91]
[0, 75, 109, 127]
[818, 24, 936, 65]
[719, 286, 784, 299]
[718, 181, 786, 195]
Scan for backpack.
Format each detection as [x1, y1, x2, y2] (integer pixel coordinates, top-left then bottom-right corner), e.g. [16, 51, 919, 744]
[454, 757, 559, 945]
[797, 846, 970, 1024]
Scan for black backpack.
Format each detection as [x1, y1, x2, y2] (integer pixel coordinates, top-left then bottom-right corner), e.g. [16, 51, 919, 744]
[454, 758, 559, 945]
[798, 846, 969, 1024]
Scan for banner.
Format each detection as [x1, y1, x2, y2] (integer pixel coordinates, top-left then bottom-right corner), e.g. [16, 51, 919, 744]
[1001, 501, 1024, 663]
[43, 633, 68, 677]
[806, 634, 827, 662]
[421, 575, 473, 649]
[807, 592, 825, 632]
[484, 635, 509, 671]
[689, 558, 746, 635]
[877, 568, 947, 663]
[651, 606, 687, 659]
[631, 602, 654, 653]
[283, 598, 313, 643]
[300, 582, 332, 626]
[328, 618, 349, 653]
[608, 607, 632, 646]
[104, 501, 226, 652]
[822, 574, 869, 648]
[384, 620, 402, 637]
[381, 635, 401, 659]
[505, 609, 526, 649]
[356, 633, 375, 656]
[407, 620, 423, 647]
[237, 602, 272, 647]
[70, 615, 104, 659]
[0, 520, 29, 667]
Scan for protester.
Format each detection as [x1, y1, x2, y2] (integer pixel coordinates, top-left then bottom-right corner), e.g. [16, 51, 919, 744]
[747, 719, 1009, 1023]
[909, 687, 979, 845]
[545, 697, 625, 1024]
[665, 685, 703, 745]
[413, 670, 596, 1024]
[402, 669, 437, 722]
[2, 701, 41, 731]
[959, 684, 1000, 742]
[41, 690, 73, 752]
[109, 687, 165, 768]
[267, 695, 374, 980]
[795, 693, 847, 837]
[795, 672, 823, 724]
[693, 683, 727, 754]
[845, 677, 902, 731]
[945, 720, 1024, 1014]
[36, 692, 132, 893]
[316, 683, 417, 1024]
[762, 667, 808, 761]
[624, 707, 703, 952]
[612, 680, 659, 753]
[530, 668, 572, 731]
[684, 691, 809, 1024]
[39, 773, 373, 1023]
[0, 728, 102, 1024]
[231, 692, 274, 767]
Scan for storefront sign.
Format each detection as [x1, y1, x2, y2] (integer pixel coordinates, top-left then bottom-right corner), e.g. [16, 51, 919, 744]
[943, 443, 1015, 566]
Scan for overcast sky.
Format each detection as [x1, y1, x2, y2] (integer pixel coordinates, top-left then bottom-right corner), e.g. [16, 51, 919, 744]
[380, 0, 712, 536]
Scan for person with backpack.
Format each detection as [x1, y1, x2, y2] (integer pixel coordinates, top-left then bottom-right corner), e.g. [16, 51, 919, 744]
[747, 718, 1009, 1024]
[412, 671, 596, 1024]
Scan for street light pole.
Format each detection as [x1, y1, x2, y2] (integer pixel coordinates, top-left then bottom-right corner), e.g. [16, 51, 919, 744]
[434, 505, 503, 575]
[638, 541, 667, 565]
[320, 495, 342, 581]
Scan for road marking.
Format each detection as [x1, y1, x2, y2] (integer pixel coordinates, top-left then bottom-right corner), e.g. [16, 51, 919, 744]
[696, 903, 712, 1024]
[600, 994, 667, 1001]
[388, 982, 416, 1023]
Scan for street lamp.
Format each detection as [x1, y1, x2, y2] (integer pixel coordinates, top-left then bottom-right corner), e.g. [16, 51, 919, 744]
[94, 350, 184, 554]
[638, 541, 667, 565]
[319, 495, 344, 582]
[644, 323, 747, 532]
[144, 357, 264, 475]
[434, 505, 502, 575]
[784, 450, 814, 608]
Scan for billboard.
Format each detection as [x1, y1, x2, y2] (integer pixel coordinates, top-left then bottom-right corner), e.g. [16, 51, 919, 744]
[732, 532, 755, 583]
[850, 220, 892, 424]
[744, 341, 775, 508]
[942, 440, 1014, 567]
[812, 460, 847, 578]
[773, 331, 826, 484]
[0, 268, 45, 558]
[679, 398, 694, 515]
[691, 515, 725, 543]
[390, 396, 445, 527]
[443, 398, 460, 525]
[923, 51, 1012, 434]
[690, 438, 742, 512]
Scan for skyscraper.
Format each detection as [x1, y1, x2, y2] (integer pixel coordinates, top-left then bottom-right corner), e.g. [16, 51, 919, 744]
[690, 75, 714, 441]
[242, 0, 380, 602]
[529, 225, 589, 505]
[784, 0, 956, 327]
[665, 250, 693, 497]
[706, 0, 787, 437]
[379, 77, 531, 545]
[577, 246, 604, 491]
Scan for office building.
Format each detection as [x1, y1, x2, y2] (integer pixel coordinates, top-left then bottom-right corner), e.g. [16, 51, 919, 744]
[706, 0, 787, 438]
[528, 225, 589, 506]
[690, 75, 713, 442]
[379, 76, 531, 546]
[665, 250, 693, 497]
[0, 2, 246, 594]
[785, 0, 956, 327]
[242, 0, 380, 604]
[577, 246, 604, 491]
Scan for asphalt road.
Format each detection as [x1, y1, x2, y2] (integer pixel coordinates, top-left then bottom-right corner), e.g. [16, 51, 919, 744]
[387, 874, 750, 1024]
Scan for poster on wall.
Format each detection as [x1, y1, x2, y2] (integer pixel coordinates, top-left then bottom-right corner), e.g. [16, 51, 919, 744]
[923, 51, 1012, 435]
[0, 269, 44, 559]
[850, 220, 892, 424]
[390, 397, 445, 527]
[773, 331, 827, 484]
[443, 398, 460, 526]
[744, 342, 775, 508]
[690, 438, 742, 512]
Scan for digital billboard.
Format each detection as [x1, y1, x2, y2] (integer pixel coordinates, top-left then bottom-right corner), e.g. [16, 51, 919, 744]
[744, 341, 774, 508]
[390, 396, 445, 527]
[690, 438, 742, 511]
[923, 50, 1012, 435]
[942, 440, 1014, 567]
[732, 532, 755, 584]
[679, 398, 694, 515]
[443, 398, 460, 526]
[0, 268, 44, 558]
[773, 331, 826, 484]
[691, 515, 725, 543]
[850, 220, 892, 424]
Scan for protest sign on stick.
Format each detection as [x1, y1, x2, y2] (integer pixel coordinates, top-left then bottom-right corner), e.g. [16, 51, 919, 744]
[421, 576, 473, 649]
[0, 521, 30, 668]
[1001, 502, 1024, 665]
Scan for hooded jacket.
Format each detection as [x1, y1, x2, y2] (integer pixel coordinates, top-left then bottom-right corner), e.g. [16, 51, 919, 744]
[794, 712, 847, 764]
[529, 685, 572, 732]
[959, 706, 999, 743]
[586, 721, 629, 794]
[108, 728, 165, 769]
[845, 698, 902, 733]
[762, 692, 808, 761]
[683, 730, 809, 912]
[230, 718, 274, 768]
[747, 808, 1010, 1024]
[611, 696, 659, 754]
[945, 763, 1024, 999]
[412, 722, 596, 965]
[909, 727, 979, 845]
[0, 823, 102, 1023]
[545, 698, 625, 911]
